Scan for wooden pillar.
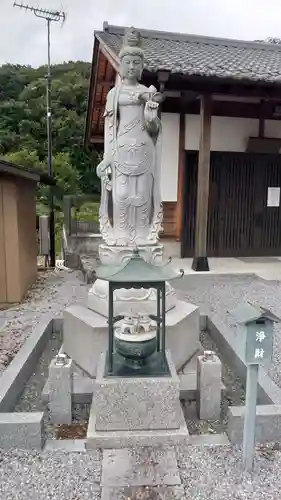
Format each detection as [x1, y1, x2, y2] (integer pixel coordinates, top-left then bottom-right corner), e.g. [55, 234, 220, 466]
[258, 99, 265, 138]
[176, 110, 185, 241]
[192, 95, 212, 272]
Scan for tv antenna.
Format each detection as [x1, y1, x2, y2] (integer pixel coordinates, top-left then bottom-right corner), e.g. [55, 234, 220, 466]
[13, 3, 66, 24]
[13, 2, 67, 268]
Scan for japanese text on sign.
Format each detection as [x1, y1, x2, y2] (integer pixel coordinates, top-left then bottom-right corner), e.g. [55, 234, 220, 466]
[256, 331, 266, 343]
[254, 330, 266, 360]
[254, 348, 264, 359]
[245, 324, 273, 365]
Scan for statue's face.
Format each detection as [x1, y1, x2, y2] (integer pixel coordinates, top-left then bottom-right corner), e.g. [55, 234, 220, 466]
[120, 54, 143, 82]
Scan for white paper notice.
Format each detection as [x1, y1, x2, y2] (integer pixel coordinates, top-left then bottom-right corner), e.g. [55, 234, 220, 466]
[267, 187, 280, 207]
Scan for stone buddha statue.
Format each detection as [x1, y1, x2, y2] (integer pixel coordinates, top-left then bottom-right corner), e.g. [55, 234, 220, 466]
[88, 27, 177, 317]
[97, 27, 164, 247]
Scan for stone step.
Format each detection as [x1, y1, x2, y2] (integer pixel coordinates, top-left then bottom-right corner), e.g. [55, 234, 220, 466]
[101, 448, 181, 487]
[101, 486, 185, 499]
[87, 405, 189, 449]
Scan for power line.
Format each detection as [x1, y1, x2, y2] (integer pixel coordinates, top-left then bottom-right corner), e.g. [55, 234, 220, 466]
[14, 2, 67, 268]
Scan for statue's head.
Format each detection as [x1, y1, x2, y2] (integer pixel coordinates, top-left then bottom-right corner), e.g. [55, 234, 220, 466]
[119, 27, 144, 82]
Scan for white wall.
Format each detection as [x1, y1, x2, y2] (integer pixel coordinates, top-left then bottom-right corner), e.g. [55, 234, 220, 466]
[265, 120, 281, 138]
[161, 113, 179, 201]
[160, 113, 281, 202]
[185, 115, 259, 151]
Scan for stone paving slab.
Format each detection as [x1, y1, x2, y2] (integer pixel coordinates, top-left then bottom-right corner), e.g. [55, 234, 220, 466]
[101, 448, 181, 487]
[101, 486, 185, 499]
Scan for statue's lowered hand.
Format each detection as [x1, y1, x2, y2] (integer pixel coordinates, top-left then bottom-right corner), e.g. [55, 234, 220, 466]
[96, 158, 112, 190]
[144, 101, 159, 123]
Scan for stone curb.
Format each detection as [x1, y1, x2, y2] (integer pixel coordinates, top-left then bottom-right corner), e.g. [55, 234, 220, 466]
[0, 317, 7, 332]
[4, 310, 279, 450]
[44, 439, 87, 452]
[207, 314, 281, 405]
[207, 314, 281, 445]
[0, 314, 58, 412]
[187, 433, 230, 446]
[0, 412, 44, 450]
[227, 405, 281, 444]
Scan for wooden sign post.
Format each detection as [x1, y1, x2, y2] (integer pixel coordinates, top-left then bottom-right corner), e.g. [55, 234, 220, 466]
[229, 302, 280, 471]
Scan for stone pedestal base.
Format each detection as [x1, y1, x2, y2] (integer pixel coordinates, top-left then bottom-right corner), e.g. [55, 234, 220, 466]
[98, 243, 165, 265]
[86, 351, 189, 449]
[63, 300, 200, 378]
[86, 408, 188, 449]
[88, 243, 178, 317]
[88, 278, 177, 317]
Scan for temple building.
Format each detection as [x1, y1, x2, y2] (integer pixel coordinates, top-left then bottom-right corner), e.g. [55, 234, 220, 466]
[85, 22, 281, 263]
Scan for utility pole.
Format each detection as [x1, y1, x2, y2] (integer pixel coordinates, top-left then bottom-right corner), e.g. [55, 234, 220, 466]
[13, 2, 66, 268]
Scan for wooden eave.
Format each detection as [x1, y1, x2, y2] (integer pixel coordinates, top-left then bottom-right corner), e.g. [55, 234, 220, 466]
[84, 34, 118, 149]
[95, 33, 119, 71]
[0, 159, 55, 185]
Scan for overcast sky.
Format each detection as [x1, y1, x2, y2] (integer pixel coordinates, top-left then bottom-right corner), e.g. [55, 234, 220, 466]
[1, 0, 281, 67]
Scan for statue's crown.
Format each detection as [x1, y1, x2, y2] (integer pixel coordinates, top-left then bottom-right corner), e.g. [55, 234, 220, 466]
[123, 27, 142, 48]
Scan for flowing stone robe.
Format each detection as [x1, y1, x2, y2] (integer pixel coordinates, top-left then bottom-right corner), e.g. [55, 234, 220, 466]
[97, 84, 163, 247]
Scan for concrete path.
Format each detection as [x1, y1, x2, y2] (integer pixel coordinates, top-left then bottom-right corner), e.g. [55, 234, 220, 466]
[171, 256, 281, 281]
[162, 241, 281, 281]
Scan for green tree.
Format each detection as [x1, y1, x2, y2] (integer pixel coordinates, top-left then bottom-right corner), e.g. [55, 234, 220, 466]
[4, 148, 42, 169]
[0, 61, 100, 202]
[50, 152, 81, 205]
[4, 148, 81, 207]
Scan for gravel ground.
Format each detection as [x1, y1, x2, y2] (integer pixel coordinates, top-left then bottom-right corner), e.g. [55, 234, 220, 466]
[1, 445, 281, 499]
[0, 449, 101, 500]
[2, 269, 281, 498]
[0, 268, 90, 374]
[174, 274, 281, 389]
[176, 443, 281, 499]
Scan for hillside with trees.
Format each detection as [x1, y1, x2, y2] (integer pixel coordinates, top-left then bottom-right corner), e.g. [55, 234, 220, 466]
[0, 61, 100, 206]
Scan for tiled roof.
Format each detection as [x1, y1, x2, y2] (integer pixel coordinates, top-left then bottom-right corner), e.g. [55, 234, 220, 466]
[96, 24, 281, 85]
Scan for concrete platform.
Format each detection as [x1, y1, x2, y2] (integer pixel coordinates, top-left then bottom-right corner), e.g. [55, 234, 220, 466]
[63, 305, 108, 378]
[168, 252, 281, 282]
[63, 299, 200, 377]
